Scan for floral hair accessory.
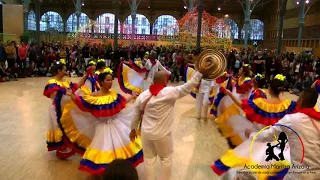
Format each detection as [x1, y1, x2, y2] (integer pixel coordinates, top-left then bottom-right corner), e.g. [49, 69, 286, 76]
[254, 73, 264, 80]
[102, 68, 113, 75]
[88, 61, 96, 65]
[58, 59, 66, 65]
[242, 64, 251, 71]
[274, 74, 286, 81]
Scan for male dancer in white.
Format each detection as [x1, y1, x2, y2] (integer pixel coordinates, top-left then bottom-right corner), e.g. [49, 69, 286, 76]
[130, 70, 204, 180]
[251, 88, 320, 180]
[196, 78, 215, 120]
[144, 51, 171, 89]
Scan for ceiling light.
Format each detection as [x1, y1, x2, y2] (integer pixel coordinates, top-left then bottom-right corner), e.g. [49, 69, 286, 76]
[218, 7, 221, 11]
[306, 0, 309, 3]
[82, 3, 84, 6]
[224, 14, 229, 17]
[148, 6, 150, 8]
[184, 5, 187, 9]
[296, 1, 299, 4]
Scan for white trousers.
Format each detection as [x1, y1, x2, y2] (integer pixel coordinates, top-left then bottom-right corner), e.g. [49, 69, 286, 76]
[141, 132, 173, 180]
[84, 58, 91, 65]
[106, 59, 111, 67]
[196, 92, 210, 118]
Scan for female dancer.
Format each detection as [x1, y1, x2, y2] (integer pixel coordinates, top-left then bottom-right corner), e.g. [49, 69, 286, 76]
[81, 60, 97, 93]
[224, 73, 267, 147]
[211, 75, 298, 179]
[214, 65, 252, 139]
[210, 71, 233, 117]
[117, 58, 147, 95]
[118, 51, 171, 95]
[311, 77, 320, 110]
[62, 68, 143, 174]
[43, 59, 88, 159]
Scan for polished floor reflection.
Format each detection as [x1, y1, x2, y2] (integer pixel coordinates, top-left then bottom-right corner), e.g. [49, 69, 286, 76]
[0, 78, 297, 180]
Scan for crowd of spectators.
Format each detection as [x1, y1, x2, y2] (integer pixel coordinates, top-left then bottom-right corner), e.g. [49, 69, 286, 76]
[1, 40, 319, 96]
[227, 49, 319, 95]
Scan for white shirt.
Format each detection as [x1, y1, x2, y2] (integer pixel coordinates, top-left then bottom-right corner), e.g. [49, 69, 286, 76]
[172, 52, 177, 63]
[198, 79, 214, 93]
[131, 72, 203, 140]
[256, 113, 320, 180]
[145, 59, 171, 84]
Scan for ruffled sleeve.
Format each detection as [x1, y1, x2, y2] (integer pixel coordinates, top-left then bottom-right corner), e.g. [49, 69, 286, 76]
[74, 90, 126, 118]
[85, 76, 97, 92]
[211, 77, 234, 116]
[130, 61, 147, 73]
[70, 82, 78, 94]
[216, 76, 227, 84]
[249, 89, 267, 100]
[235, 77, 252, 94]
[44, 84, 60, 98]
[43, 79, 63, 98]
[241, 98, 298, 126]
[315, 80, 320, 94]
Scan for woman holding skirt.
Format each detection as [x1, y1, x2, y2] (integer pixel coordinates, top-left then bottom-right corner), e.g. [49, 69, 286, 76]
[211, 75, 298, 179]
[43, 59, 88, 158]
[61, 67, 143, 175]
[224, 73, 267, 147]
[214, 65, 252, 140]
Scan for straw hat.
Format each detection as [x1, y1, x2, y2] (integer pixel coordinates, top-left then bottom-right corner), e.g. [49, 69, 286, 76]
[195, 49, 227, 80]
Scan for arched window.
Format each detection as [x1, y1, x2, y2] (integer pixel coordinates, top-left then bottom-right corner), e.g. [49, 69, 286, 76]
[66, 13, 91, 33]
[94, 13, 120, 34]
[28, 11, 36, 31]
[213, 19, 230, 38]
[152, 15, 179, 35]
[40, 11, 64, 32]
[241, 19, 264, 40]
[123, 14, 150, 35]
[224, 18, 239, 39]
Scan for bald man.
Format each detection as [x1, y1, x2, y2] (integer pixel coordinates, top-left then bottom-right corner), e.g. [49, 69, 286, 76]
[130, 70, 203, 180]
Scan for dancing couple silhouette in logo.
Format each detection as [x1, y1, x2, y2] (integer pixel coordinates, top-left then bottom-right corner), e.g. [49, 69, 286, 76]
[265, 132, 288, 162]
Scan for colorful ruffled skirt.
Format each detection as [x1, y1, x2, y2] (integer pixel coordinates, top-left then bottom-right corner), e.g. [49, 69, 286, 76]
[215, 89, 252, 146]
[211, 135, 291, 179]
[60, 101, 143, 175]
[117, 62, 148, 94]
[46, 96, 72, 152]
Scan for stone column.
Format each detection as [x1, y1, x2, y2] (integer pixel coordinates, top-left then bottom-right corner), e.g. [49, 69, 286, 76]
[243, 0, 251, 49]
[297, 0, 305, 47]
[130, 0, 137, 45]
[35, 0, 42, 44]
[75, 0, 82, 30]
[196, 0, 204, 53]
[23, 0, 30, 32]
[188, 0, 194, 11]
[276, 0, 287, 54]
[113, 0, 121, 50]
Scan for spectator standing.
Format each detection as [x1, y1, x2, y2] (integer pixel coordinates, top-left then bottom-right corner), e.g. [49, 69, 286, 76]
[233, 54, 242, 75]
[82, 44, 90, 65]
[5, 41, 15, 69]
[253, 51, 265, 74]
[0, 41, 6, 68]
[18, 42, 28, 76]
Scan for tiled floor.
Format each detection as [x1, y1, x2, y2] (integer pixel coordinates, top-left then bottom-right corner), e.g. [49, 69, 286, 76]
[0, 78, 297, 180]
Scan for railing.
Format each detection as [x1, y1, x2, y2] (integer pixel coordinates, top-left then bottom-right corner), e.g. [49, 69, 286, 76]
[68, 32, 179, 41]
